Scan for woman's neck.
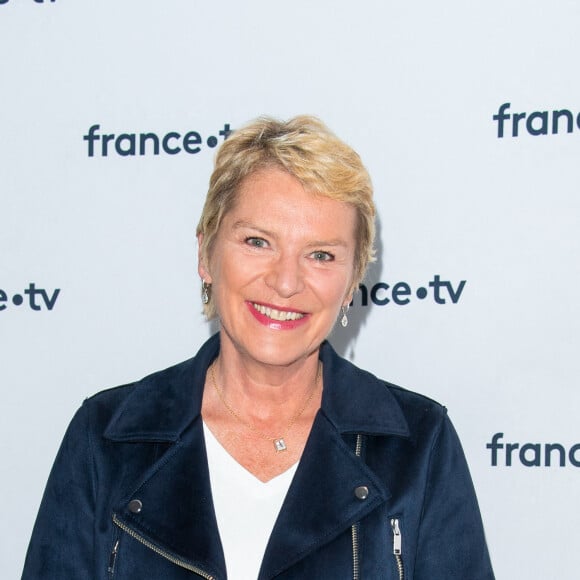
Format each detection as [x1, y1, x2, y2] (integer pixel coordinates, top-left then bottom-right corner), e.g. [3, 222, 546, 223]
[201, 340, 323, 482]
[213, 339, 322, 419]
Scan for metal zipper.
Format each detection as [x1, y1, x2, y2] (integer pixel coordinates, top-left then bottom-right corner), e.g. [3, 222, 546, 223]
[352, 521, 360, 580]
[107, 539, 119, 578]
[352, 433, 363, 580]
[112, 513, 216, 579]
[390, 518, 404, 580]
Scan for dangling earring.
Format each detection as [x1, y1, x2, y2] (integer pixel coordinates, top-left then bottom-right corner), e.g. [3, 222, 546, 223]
[202, 280, 210, 305]
[340, 305, 349, 327]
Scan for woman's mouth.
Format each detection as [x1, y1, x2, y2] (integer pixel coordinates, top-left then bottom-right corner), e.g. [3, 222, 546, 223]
[247, 302, 309, 329]
[251, 303, 305, 321]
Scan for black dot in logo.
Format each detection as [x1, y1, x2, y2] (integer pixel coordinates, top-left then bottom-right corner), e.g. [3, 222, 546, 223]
[12, 294, 23, 306]
[207, 136, 218, 148]
[416, 287, 427, 299]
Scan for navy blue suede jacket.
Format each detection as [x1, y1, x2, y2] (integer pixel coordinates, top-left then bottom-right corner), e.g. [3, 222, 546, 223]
[23, 334, 494, 579]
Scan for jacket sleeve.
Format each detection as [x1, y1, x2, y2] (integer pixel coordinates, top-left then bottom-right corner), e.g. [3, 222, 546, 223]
[414, 414, 495, 579]
[22, 401, 97, 579]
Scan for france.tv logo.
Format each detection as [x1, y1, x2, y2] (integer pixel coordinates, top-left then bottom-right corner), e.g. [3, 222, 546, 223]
[0, 0, 55, 4]
[354, 275, 466, 307]
[493, 102, 580, 138]
[0, 284, 60, 311]
[486, 433, 580, 467]
[83, 123, 232, 157]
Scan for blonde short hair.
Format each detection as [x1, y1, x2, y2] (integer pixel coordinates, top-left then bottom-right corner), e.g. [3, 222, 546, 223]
[196, 115, 375, 318]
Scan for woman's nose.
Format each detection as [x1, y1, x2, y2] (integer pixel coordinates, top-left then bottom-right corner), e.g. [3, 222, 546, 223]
[264, 254, 305, 298]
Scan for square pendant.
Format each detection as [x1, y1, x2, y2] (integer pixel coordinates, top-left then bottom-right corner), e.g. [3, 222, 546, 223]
[274, 438, 287, 452]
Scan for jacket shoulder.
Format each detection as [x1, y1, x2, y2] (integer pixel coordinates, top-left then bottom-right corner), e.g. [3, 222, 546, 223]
[321, 340, 448, 437]
[383, 380, 447, 416]
[80, 356, 199, 438]
[86, 334, 219, 441]
[382, 380, 449, 441]
[84, 356, 197, 406]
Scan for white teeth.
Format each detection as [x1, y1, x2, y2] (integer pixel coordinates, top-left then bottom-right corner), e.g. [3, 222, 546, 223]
[252, 303, 304, 321]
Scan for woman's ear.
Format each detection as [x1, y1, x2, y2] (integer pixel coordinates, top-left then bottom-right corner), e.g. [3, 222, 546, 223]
[197, 233, 212, 283]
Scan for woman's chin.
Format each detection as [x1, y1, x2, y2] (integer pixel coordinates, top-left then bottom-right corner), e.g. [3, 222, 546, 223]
[223, 330, 321, 369]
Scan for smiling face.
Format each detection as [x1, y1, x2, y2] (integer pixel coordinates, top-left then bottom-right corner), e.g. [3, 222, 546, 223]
[198, 166, 357, 369]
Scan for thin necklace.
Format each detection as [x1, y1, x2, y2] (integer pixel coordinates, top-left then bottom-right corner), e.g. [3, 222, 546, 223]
[209, 361, 321, 453]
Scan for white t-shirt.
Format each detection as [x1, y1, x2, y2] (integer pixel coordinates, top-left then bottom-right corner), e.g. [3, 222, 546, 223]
[203, 422, 298, 580]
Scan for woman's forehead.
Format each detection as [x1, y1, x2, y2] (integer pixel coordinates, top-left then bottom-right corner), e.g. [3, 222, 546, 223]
[226, 170, 355, 232]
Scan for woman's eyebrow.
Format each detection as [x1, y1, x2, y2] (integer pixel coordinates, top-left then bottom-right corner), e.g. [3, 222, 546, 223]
[232, 221, 348, 247]
[306, 239, 348, 248]
[231, 220, 273, 237]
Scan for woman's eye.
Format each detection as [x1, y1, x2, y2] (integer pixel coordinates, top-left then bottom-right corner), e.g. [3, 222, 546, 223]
[246, 237, 268, 248]
[311, 250, 334, 262]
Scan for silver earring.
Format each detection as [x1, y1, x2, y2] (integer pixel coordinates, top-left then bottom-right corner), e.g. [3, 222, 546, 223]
[202, 281, 210, 305]
[340, 305, 349, 327]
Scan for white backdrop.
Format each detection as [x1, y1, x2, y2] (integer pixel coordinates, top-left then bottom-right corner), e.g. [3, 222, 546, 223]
[2, 1, 579, 578]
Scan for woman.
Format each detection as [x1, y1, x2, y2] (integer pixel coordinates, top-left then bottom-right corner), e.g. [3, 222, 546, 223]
[23, 116, 494, 579]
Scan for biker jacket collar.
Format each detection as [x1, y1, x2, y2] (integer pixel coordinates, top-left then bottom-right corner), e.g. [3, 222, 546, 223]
[104, 333, 411, 579]
[104, 332, 410, 442]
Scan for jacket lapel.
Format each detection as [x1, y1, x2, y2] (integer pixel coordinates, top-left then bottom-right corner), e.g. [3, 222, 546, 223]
[105, 335, 226, 577]
[259, 410, 390, 579]
[112, 415, 227, 578]
[259, 341, 410, 578]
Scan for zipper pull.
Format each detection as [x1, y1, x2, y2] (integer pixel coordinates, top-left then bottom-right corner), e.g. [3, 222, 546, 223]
[390, 518, 402, 555]
[108, 539, 119, 574]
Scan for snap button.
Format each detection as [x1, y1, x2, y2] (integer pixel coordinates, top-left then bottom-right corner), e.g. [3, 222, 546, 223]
[354, 485, 369, 500]
[128, 499, 143, 514]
